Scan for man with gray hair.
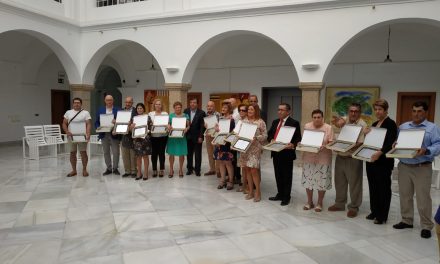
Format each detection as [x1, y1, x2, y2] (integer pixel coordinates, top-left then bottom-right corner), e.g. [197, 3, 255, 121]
[121, 96, 137, 177]
[95, 95, 122, 175]
[204, 100, 220, 176]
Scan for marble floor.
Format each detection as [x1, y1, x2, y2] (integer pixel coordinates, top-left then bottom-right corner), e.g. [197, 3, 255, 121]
[0, 142, 439, 264]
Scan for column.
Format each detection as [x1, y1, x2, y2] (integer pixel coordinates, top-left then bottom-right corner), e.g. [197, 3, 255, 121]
[298, 82, 324, 129]
[164, 83, 191, 112]
[70, 84, 93, 112]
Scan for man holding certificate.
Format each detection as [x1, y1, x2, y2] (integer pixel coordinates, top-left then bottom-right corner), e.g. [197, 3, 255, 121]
[393, 101, 440, 239]
[184, 98, 206, 176]
[328, 103, 366, 218]
[204, 101, 220, 176]
[121, 96, 137, 178]
[267, 103, 301, 206]
[95, 95, 122, 176]
[62, 97, 91, 177]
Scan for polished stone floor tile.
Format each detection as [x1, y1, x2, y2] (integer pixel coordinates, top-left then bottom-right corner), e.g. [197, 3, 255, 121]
[0, 144, 438, 263]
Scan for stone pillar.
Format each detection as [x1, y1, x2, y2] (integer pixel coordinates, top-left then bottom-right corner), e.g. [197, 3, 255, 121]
[70, 84, 94, 112]
[298, 82, 324, 129]
[164, 83, 191, 112]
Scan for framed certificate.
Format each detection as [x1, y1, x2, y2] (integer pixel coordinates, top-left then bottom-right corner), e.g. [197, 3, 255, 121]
[169, 117, 187, 138]
[114, 111, 132, 134]
[296, 129, 325, 153]
[204, 115, 218, 136]
[211, 119, 231, 145]
[386, 129, 425, 158]
[96, 114, 114, 133]
[151, 114, 169, 134]
[132, 115, 149, 138]
[352, 127, 387, 162]
[231, 122, 258, 153]
[326, 124, 362, 152]
[263, 126, 296, 152]
[224, 133, 238, 143]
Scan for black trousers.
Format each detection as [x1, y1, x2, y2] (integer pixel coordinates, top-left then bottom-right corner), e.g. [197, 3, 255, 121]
[272, 154, 294, 201]
[151, 136, 168, 171]
[187, 139, 202, 173]
[366, 162, 393, 222]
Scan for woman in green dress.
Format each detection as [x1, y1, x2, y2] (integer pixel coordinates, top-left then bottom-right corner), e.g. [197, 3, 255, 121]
[166, 101, 189, 178]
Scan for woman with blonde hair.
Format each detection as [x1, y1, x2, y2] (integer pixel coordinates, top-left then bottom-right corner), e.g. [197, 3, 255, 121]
[148, 98, 168, 177]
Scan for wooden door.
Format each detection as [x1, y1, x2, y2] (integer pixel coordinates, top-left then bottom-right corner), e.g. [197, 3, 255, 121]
[187, 92, 202, 109]
[51, 90, 70, 126]
[396, 92, 436, 125]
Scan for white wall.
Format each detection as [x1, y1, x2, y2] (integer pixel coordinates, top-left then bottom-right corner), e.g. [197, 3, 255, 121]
[323, 61, 440, 125]
[0, 54, 69, 142]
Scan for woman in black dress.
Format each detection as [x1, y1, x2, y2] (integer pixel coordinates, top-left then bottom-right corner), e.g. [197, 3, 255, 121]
[365, 99, 398, 224]
[131, 103, 153, 180]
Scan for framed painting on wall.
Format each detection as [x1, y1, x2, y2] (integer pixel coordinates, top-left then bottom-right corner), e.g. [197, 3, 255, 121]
[325, 87, 380, 126]
[144, 90, 169, 113]
[209, 93, 250, 113]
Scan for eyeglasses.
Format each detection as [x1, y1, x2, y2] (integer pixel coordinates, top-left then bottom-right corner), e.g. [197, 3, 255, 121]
[239, 109, 247, 112]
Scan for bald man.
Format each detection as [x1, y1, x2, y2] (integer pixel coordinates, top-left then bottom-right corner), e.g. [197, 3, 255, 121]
[121, 96, 137, 177]
[95, 95, 122, 176]
[204, 101, 220, 176]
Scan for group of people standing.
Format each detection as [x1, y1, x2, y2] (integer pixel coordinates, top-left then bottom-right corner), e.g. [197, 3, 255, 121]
[63, 94, 440, 239]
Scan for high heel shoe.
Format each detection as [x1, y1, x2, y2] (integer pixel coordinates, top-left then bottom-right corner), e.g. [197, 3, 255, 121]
[152, 171, 157, 178]
[179, 171, 184, 178]
[135, 174, 142, 180]
[168, 171, 174, 178]
[159, 170, 164, 178]
[143, 175, 148, 181]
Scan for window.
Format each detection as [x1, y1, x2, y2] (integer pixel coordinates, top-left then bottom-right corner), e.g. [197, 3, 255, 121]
[96, 0, 145, 7]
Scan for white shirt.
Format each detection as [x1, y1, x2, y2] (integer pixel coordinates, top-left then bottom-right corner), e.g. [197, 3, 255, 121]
[148, 111, 168, 121]
[190, 109, 196, 122]
[64, 109, 91, 129]
[232, 108, 240, 124]
[106, 108, 113, 114]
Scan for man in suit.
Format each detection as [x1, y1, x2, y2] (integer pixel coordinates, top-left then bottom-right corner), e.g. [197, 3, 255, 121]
[184, 98, 206, 176]
[95, 95, 122, 176]
[267, 103, 301, 206]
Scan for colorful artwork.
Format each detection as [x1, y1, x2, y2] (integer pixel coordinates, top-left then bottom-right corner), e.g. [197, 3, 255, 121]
[209, 93, 250, 113]
[325, 87, 380, 126]
[144, 90, 169, 113]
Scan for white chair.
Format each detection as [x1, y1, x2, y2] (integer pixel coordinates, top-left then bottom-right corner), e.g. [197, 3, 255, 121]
[43, 124, 68, 154]
[88, 134, 102, 161]
[23, 126, 57, 160]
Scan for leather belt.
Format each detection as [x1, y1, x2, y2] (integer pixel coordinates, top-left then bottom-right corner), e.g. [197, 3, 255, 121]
[401, 162, 432, 167]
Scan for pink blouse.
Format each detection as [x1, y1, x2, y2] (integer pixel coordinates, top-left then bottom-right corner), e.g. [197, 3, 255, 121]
[301, 122, 334, 165]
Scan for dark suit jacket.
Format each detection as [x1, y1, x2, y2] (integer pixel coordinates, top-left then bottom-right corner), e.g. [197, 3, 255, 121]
[184, 108, 206, 142]
[267, 116, 302, 160]
[371, 116, 398, 169]
[95, 106, 121, 140]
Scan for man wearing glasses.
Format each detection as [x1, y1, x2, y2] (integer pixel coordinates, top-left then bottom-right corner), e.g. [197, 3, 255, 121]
[328, 103, 366, 217]
[267, 103, 301, 206]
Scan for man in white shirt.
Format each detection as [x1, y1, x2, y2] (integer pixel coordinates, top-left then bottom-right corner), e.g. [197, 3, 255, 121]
[62, 97, 91, 177]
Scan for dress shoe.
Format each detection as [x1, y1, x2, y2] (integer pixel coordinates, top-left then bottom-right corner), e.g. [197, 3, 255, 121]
[102, 169, 112, 176]
[186, 170, 193, 175]
[204, 171, 216, 176]
[393, 222, 413, 229]
[328, 205, 344, 212]
[113, 169, 120, 175]
[195, 172, 201, 177]
[280, 199, 290, 206]
[347, 209, 358, 218]
[268, 196, 281, 201]
[366, 213, 375, 220]
[421, 229, 431, 239]
[374, 219, 385, 225]
[122, 173, 131, 178]
[131, 173, 137, 178]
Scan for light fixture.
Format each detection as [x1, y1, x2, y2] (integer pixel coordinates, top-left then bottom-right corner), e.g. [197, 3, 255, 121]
[166, 67, 179, 73]
[149, 56, 156, 71]
[384, 25, 392, 63]
[302, 63, 320, 70]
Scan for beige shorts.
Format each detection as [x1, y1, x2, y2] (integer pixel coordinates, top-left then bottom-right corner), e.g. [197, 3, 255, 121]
[68, 139, 87, 152]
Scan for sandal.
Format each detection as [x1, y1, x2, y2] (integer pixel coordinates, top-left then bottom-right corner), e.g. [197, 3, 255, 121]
[315, 204, 322, 212]
[152, 171, 158, 178]
[245, 194, 254, 200]
[253, 197, 261, 202]
[67, 171, 77, 177]
[303, 203, 315, 210]
[226, 182, 234, 190]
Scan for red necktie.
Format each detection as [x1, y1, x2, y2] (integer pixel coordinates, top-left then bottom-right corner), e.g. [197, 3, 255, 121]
[274, 119, 283, 140]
